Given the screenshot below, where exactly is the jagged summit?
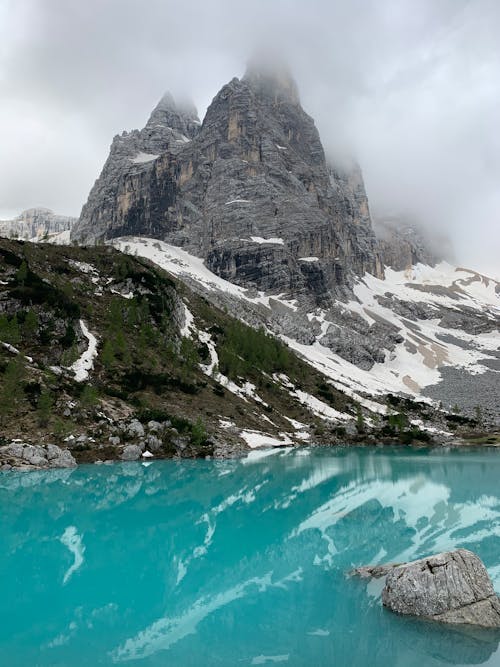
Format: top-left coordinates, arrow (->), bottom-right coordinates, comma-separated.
146,91 -> 200,136
243,58 -> 301,105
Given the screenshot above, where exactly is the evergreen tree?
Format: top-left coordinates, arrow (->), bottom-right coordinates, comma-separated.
15,260 -> 28,285
23,310 -> 38,340
37,389 -> 53,426
0,356 -> 25,423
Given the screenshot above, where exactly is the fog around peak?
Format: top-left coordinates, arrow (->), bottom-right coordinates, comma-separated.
0,0 -> 498,276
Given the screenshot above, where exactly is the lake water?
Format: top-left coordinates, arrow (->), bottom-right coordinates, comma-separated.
1,446 -> 500,666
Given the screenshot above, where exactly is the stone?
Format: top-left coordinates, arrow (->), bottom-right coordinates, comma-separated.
22,444 -> 47,466
49,448 -> 77,468
120,444 -> 142,461
353,549 -> 500,628
146,434 -> 162,452
108,435 -> 120,446
147,420 -> 163,433
126,420 -> 145,439
1,442 -> 25,458
46,443 -> 62,460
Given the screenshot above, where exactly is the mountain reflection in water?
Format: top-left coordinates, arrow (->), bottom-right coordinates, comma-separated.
1,447 -> 499,666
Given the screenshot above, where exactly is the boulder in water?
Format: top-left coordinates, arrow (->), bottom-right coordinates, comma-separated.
352,549 -> 500,628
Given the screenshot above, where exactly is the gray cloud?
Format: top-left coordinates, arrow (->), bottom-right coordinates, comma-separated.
0,0 -> 499,275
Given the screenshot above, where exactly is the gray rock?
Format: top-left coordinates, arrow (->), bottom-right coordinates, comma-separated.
22,444 -> 47,466
146,434 -> 162,452
108,435 -> 121,446
373,215 -> 443,271
1,442 -> 25,458
126,420 -> 145,439
172,436 -> 190,451
46,443 -> 62,460
353,549 -> 500,628
120,444 -> 142,461
49,448 -> 77,468
147,420 -> 163,433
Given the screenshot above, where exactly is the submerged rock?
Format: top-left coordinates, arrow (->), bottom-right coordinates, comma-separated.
352,549 -> 500,628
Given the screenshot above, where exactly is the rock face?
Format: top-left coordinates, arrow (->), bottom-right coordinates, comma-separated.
353,549 -> 500,628
374,215 -> 448,271
0,208 -> 76,241
72,64 -> 383,301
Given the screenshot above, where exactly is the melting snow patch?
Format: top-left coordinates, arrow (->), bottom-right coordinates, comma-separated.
240,430 -> 293,449
131,152 -> 159,164
298,257 -> 319,262
69,260 -> 97,274
180,303 -> 195,337
1,341 -> 33,362
70,320 -> 98,382
250,236 -> 285,245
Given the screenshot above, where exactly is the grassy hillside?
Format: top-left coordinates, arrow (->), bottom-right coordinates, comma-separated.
0,238 -> 377,462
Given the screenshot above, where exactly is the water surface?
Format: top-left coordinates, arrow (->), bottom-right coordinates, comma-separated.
1,446 -> 500,666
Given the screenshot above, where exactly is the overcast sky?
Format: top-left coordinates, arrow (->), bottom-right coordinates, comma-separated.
0,0 -> 499,275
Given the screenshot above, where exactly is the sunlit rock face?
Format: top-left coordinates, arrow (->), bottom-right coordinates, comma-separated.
72,65 -> 382,300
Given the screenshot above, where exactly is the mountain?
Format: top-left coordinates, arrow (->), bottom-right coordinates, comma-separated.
72,64 -> 382,300
0,208 -> 76,243
3,237 -> 470,471
70,65 -> 499,426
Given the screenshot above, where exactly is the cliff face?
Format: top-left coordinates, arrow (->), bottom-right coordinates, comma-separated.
72,66 -> 383,300
374,216 -> 446,271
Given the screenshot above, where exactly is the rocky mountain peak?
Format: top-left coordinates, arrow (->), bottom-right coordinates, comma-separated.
242,58 -> 300,106
72,67 -> 382,299
146,92 -> 200,139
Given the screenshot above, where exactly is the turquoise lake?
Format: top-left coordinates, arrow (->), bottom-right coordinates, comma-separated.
1,446 -> 500,666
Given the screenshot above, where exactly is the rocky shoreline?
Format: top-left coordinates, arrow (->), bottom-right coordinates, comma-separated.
2,421 -> 499,472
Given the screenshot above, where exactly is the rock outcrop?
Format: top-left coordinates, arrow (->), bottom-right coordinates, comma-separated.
353,549 -> 500,628
0,442 -> 77,470
374,215 -> 449,271
72,64 -> 383,301
0,208 -> 76,241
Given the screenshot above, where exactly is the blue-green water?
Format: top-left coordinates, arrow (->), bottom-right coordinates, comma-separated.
1,446 -> 500,667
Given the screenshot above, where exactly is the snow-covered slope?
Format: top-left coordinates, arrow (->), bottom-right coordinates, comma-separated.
112,237 -> 499,422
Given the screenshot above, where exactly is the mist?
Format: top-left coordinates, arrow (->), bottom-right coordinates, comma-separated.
0,0 -> 499,276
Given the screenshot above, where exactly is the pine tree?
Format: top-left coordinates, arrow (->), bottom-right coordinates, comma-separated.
15,260 -> 28,285
0,356 -> 26,423
37,389 -> 53,426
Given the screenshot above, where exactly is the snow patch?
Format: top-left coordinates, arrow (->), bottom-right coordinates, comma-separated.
250,236 -> 285,245
131,152 -> 159,164
70,320 -> 98,382
240,430 -> 293,449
